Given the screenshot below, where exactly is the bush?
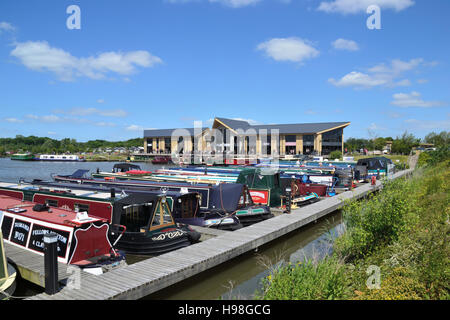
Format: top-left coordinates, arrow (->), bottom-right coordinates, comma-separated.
334,178 -> 418,261
354,267 -> 427,300
329,151 -> 342,160
258,257 -> 352,300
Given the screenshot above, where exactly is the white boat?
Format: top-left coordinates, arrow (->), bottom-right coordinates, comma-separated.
36,154 -> 86,162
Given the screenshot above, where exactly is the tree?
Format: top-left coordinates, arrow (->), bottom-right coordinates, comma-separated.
424,131 -> 449,148
391,131 -> 420,155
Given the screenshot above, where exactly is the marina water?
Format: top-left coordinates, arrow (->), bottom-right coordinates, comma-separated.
0,158 -> 343,300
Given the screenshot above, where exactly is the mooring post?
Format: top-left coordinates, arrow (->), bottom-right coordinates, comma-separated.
285,186 -> 292,213
44,232 -> 59,295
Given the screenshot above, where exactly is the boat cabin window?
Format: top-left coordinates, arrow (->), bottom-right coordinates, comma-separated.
150,200 -> 174,230
23,192 -> 34,202
45,199 -> 58,207
121,203 -> 153,232
179,195 -> 198,218
74,203 -> 89,213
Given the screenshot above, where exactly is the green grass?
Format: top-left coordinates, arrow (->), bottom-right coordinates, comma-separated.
256,160 -> 450,300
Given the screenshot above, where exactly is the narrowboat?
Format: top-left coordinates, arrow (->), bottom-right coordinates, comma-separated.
354,157 -> 395,181
0,230 -> 16,300
151,156 -> 171,165
35,154 -> 86,162
20,180 -> 243,231
108,193 -> 200,255
52,169 -> 274,226
0,195 -> 125,274
0,181 -> 201,255
10,153 -> 35,161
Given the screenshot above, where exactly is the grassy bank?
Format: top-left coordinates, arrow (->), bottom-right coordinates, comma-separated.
256,158 -> 449,300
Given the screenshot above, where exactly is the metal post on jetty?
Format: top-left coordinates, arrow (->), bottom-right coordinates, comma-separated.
44,232 -> 59,295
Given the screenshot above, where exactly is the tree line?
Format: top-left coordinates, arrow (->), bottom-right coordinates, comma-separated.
344,131 -> 449,155
0,130 -> 448,156
0,135 -> 144,155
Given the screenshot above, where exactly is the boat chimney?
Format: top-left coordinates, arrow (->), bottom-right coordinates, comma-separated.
110,188 -> 116,198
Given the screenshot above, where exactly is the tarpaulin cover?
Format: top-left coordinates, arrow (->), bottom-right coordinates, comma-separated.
208,183 -> 244,212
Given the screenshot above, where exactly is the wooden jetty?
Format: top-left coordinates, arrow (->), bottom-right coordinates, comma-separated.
24,169 -> 412,300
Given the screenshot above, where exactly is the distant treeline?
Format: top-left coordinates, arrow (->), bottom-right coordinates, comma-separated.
1,130 -> 448,156
0,135 -> 144,155
344,131 -> 449,155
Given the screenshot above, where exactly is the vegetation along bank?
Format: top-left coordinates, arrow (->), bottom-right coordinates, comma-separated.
256,146 -> 449,300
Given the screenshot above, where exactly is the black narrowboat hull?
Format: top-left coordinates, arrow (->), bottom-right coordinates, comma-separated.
236,212 -> 274,227
111,225 -> 200,256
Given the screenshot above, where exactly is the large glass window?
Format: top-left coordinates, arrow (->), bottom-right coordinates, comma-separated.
165,137 -> 171,153
322,128 -> 343,144
147,138 -> 153,153
285,135 -> 296,154
303,135 -> 314,145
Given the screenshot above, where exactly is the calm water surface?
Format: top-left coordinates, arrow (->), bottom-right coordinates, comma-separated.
0,158 -> 344,300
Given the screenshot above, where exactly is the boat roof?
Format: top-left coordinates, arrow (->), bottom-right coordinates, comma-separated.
0,195 -> 105,227
66,169 -> 89,178
0,181 -> 121,201
113,163 -> 141,170
30,181 -> 198,199
112,193 -> 163,206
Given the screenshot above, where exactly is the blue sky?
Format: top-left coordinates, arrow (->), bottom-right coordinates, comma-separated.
0,0 -> 449,142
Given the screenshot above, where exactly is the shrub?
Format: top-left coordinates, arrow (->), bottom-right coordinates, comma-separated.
354,267 -> 427,300
258,257 -> 352,300
334,178 -> 418,261
329,151 -> 342,160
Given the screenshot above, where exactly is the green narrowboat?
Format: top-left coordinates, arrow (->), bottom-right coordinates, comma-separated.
10,153 -> 35,161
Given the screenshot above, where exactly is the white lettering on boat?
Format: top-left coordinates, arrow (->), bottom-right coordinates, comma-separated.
151,230 -> 184,241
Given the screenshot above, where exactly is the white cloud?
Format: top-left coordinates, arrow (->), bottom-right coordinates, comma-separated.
368,122 -> 386,131
26,114 -> 62,123
97,99 -> 105,104
97,109 -> 128,117
5,117 -> 23,123
257,37 -> 319,64
95,122 -> 117,127
329,58 -> 427,89
331,38 -> 359,51
404,118 -> 450,131
126,124 -> 145,131
390,91 -> 445,108
10,41 -> 162,81
0,22 -> 15,33
318,0 -> 414,14
209,0 -> 260,7
329,71 -> 387,87
57,107 -> 128,118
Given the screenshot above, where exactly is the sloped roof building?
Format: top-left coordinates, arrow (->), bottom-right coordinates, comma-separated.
144,117 -> 350,156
